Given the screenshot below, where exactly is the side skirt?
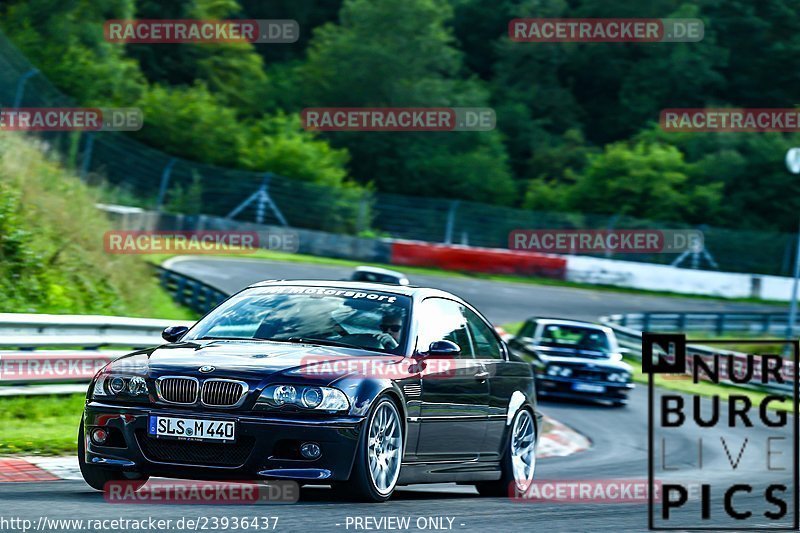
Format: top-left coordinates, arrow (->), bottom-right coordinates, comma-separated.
397,460 -> 502,485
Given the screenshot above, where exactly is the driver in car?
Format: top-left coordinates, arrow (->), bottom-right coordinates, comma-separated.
375,310 -> 404,349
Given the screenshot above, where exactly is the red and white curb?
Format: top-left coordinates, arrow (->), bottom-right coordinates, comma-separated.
537,415 -> 591,458
0,416 -> 589,482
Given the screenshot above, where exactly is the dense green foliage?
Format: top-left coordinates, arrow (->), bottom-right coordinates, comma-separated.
1,0 -> 799,230
0,133 -> 194,318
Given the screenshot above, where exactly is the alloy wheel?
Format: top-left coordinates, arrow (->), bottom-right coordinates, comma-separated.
510,410 -> 536,492
367,401 -> 403,495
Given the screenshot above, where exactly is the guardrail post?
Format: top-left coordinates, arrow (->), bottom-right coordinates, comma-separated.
190,282 -> 202,312
642,313 -> 651,332
764,314 -> 772,334
677,313 -> 686,331
175,276 -> 187,305
159,269 -> 171,290
716,313 -> 726,335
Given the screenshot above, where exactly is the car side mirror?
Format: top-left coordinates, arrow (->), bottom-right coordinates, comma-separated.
162,325 -> 189,343
424,340 -> 461,357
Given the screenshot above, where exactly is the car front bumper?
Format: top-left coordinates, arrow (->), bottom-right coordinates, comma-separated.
83,402 -> 365,482
535,375 -> 634,401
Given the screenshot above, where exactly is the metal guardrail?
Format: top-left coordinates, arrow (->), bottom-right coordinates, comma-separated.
0,313 -> 193,349
606,312 -> 791,336
0,268 -> 222,395
157,266 -> 229,316
0,311 -> 194,394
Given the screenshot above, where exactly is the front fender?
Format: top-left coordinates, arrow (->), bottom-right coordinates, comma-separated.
335,377 -> 406,419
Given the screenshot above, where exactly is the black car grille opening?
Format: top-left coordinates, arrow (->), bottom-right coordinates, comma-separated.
572,368 -> 610,381
202,380 -> 245,407
158,377 -> 199,404
136,430 -> 255,467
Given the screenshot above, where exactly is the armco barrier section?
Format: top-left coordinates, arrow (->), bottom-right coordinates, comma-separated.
390,240 -> 567,278
158,266 -> 229,316
0,313 -> 193,349
0,313 -> 194,393
606,312 -> 792,336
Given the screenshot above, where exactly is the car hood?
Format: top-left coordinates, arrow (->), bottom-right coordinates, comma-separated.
534,346 -> 631,371
114,340 -> 405,385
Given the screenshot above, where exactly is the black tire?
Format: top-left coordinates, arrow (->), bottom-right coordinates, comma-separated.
341,396 -> 403,502
476,408 -> 536,497
610,400 -> 628,408
78,420 -> 148,492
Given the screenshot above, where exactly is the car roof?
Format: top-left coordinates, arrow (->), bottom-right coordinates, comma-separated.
353,265 -> 408,278
532,317 -> 612,332
246,279 -> 452,299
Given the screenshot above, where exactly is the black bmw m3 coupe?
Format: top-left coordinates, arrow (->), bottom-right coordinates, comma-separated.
80,280 -> 540,501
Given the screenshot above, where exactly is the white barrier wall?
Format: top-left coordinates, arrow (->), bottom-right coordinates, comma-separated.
565,255 -> 793,301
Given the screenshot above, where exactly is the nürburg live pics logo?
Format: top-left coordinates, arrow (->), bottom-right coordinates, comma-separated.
644,332 -> 799,530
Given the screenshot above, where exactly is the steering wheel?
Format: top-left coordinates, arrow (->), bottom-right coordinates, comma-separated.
339,333 -> 399,350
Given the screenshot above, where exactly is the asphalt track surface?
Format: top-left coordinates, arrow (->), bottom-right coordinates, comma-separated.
0,257 -> 792,532
165,257 -> 778,325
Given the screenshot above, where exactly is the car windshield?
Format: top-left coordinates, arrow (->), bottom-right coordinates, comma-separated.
184,286 -> 411,355
353,271 -> 403,284
537,324 -> 612,354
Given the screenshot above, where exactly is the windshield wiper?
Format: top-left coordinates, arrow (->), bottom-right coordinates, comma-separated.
285,337 -> 365,350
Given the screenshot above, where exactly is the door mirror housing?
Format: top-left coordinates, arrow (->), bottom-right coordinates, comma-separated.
162,325 -> 189,343
423,340 -> 461,357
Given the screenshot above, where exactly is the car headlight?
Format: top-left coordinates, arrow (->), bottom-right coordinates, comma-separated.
92,374 -> 150,401
256,385 -> 350,412
546,365 -> 572,377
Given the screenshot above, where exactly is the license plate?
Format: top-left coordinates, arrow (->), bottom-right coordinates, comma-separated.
148,416 -> 236,443
572,383 -> 606,393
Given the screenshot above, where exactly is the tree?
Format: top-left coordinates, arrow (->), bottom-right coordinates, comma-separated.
296,0 -> 516,204
526,140 -> 722,224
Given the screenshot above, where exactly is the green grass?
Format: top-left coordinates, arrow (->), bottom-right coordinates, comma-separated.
147,248 -> 785,305
141,287 -> 199,321
0,394 -> 85,455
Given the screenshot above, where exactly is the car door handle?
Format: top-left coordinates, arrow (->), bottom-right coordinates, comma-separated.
474,370 -> 490,381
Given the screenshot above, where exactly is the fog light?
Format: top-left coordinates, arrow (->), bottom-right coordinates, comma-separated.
91,428 -> 108,445
300,442 -> 321,459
